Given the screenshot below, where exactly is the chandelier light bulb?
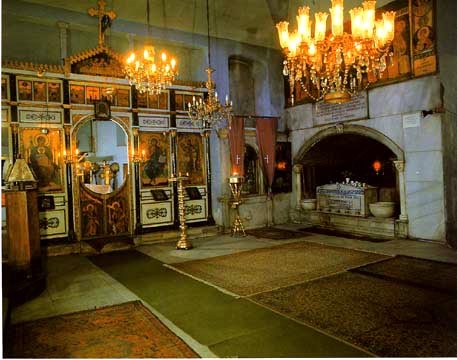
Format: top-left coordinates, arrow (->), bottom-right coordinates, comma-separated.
123,1 -> 178,96
314,12 -> 328,42
330,0 -> 344,37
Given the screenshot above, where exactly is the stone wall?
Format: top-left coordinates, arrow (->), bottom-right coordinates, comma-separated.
285,75 -> 446,242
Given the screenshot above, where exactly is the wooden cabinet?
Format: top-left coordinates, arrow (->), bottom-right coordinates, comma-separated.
5,190 -> 41,269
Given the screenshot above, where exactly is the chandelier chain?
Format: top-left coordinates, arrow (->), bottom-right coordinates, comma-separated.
186,0 -> 233,129
123,0 -> 178,94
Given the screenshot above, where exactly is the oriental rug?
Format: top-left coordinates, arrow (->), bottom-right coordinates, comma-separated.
4,300 -> 199,358
352,255 -> 457,294
168,241 -> 390,296
246,227 -> 309,240
250,271 -> 457,357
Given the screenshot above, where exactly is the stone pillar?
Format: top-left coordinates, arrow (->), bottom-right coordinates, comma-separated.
216,128 -> 231,232
394,160 -> 408,221
57,22 -> 69,65
293,164 -> 303,210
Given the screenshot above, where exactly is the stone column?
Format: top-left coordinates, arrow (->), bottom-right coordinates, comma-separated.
293,164 -> 303,210
394,160 -> 408,221
57,22 -> 69,64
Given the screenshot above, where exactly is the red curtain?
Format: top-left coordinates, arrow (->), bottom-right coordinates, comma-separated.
228,116 -> 245,176
256,117 -> 277,198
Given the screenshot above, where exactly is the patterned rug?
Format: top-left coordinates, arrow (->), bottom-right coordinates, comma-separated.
246,227 -> 309,240
353,255 -> 457,294
4,301 -> 199,358
168,241 -> 389,296
250,271 -> 457,357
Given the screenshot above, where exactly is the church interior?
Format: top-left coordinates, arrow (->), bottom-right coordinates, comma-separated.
2,0 -> 457,357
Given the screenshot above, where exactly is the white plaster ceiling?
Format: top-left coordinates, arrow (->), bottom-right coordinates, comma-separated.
17,0 -> 394,49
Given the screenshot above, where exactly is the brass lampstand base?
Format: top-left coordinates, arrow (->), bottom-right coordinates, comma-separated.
228,174 -> 246,237
170,175 -> 193,250
231,211 -> 246,237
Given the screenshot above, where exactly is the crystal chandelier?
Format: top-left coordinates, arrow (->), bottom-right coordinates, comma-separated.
124,0 -> 178,94
187,0 -> 233,129
276,0 -> 395,104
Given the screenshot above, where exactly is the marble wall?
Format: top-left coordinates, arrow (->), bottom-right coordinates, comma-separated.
285,75 -> 446,242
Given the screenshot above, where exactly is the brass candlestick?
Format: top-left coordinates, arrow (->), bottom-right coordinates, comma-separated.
169,174 -> 193,250
229,174 -> 246,237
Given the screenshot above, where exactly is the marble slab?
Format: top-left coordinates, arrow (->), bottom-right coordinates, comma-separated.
368,76 -> 441,119
406,180 -> 445,241
403,113 -> 442,152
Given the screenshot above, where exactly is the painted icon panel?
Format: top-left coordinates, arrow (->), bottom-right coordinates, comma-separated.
139,132 -> 170,188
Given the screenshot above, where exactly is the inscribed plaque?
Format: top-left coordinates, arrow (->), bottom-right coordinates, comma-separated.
313,92 -> 368,125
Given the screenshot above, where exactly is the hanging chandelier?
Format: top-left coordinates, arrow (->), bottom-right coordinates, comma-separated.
124,0 -> 178,94
187,0 -> 233,129
276,0 -> 395,104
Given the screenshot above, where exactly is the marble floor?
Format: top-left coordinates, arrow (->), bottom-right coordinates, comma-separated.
6,225 -> 457,357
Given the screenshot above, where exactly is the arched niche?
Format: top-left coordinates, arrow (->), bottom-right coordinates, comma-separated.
72,115 -> 130,193
295,124 -> 405,203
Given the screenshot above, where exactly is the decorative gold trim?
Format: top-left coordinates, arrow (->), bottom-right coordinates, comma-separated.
2,60 -> 64,74
11,123 -> 19,134
64,44 -> 124,76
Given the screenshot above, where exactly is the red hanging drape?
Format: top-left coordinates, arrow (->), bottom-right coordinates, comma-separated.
228,116 -> 245,176
256,117 -> 277,199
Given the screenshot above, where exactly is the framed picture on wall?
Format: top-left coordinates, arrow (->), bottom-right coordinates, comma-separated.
18,80 -> 32,101
70,85 -> 85,104
177,132 -> 205,186
19,128 -> 64,193
48,82 -> 62,103
139,132 -> 170,188
33,81 -> 47,102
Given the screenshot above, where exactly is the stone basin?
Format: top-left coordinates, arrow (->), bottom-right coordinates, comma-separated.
301,199 -> 317,211
369,201 -> 395,218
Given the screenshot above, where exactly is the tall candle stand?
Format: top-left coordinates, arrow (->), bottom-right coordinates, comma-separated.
228,174 -> 246,237
169,174 -> 193,250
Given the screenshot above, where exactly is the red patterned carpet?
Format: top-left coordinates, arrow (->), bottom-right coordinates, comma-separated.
5,301 -> 199,358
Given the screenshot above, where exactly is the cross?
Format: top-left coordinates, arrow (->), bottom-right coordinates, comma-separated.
88,0 -> 117,46
235,154 -> 241,164
264,154 -> 269,164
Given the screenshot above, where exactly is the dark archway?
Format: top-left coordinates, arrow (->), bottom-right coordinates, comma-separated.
298,133 -> 398,202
